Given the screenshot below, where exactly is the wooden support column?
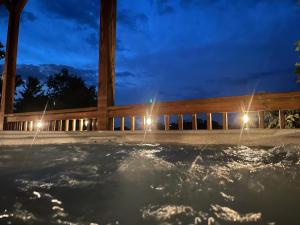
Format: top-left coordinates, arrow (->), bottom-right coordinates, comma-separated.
192,114 -> 197,130
98,0 -> 116,130
0,0 -> 28,130
120,117 -> 125,131
279,110 -> 285,129
206,113 -> 212,130
130,116 -> 135,132
222,112 -> 228,130
258,111 -> 265,129
178,114 -> 183,130
164,115 -> 170,131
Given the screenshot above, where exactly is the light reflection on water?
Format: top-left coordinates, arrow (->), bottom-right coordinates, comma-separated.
0,143 -> 300,225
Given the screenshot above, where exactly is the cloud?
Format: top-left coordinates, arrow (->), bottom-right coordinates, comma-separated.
37,0 -> 99,29
117,9 -> 148,32
21,11 -> 38,23
156,0 -> 175,15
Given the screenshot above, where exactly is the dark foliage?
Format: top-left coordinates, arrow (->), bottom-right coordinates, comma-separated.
0,41 -> 5,60
15,76 -> 48,112
0,75 -> 24,99
46,69 -> 97,110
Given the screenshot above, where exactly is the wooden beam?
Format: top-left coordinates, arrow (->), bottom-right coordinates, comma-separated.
98,0 -> 116,130
0,4 -> 21,130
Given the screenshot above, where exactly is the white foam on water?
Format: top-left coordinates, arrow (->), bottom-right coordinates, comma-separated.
211,204 -> 262,223
33,191 -> 41,198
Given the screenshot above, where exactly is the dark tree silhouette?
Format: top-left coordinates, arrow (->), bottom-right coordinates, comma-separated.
296,40 -> 300,83
0,41 -> 5,60
0,75 -> 24,99
46,69 -> 97,110
15,76 -> 48,112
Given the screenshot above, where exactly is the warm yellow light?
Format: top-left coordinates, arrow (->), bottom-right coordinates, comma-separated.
84,120 -> 89,126
243,114 -> 250,124
36,121 -> 43,129
146,117 -> 152,126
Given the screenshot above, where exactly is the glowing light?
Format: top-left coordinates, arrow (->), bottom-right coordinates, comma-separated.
146,117 -> 152,126
242,114 -> 249,124
85,120 -> 89,126
36,121 -> 43,129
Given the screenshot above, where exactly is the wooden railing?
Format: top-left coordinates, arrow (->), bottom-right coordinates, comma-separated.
3,91 -> 300,131
4,107 -> 98,131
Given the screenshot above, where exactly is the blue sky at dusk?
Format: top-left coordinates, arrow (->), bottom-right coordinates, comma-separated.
0,0 -> 300,105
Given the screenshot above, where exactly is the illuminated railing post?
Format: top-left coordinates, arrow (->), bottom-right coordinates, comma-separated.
258,111 -> 265,129
65,120 -> 69,131
192,114 -> 197,130
24,121 -> 28,131
72,119 -> 76,131
130,116 -> 135,131
79,119 -> 84,132
279,110 -> 285,129
120,117 -> 125,131
222,112 -> 228,130
29,121 -> 33,131
164,115 -> 170,131
178,114 -> 183,131
206,113 -> 212,130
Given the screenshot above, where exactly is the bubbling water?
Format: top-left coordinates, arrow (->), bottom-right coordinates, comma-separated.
0,143 -> 299,225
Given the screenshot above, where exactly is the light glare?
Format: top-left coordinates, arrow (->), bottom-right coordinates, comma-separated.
243,114 -> 249,124
36,121 -> 43,129
146,117 -> 152,126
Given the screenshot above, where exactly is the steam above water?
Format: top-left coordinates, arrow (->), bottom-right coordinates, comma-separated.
0,144 -> 299,225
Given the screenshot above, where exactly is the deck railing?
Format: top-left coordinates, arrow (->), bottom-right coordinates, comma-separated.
3,91 -> 300,131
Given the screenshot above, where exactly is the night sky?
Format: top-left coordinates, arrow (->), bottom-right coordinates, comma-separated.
0,0 -> 300,105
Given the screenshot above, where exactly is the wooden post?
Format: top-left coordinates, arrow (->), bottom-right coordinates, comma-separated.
120,117 -> 125,131
279,110 -> 285,129
59,120 -> 63,131
192,114 -> 197,130
29,121 -> 33,132
65,120 -> 69,131
178,114 -> 183,130
79,119 -> 84,132
24,121 -> 28,131
97,0 -> 116,130
0,0 -> 28,130
164,115 -> 170,131
222,112 -> 228,130
131,116 -> 135,131
258,111 -> 265,129
72,119 -> 76,131
206,113 -> 212,130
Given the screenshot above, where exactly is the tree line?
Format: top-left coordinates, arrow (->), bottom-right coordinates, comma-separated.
0,42 -> 97,112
